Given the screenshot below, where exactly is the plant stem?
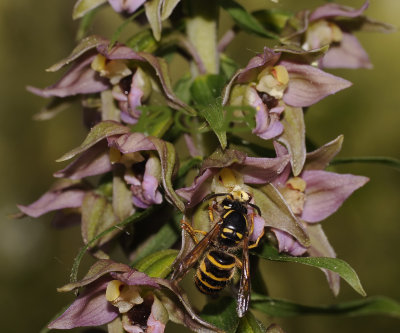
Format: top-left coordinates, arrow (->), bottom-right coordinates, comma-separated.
186,1 -> 219,75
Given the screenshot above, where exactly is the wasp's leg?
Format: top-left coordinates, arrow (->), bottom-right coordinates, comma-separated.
208,204 -> 215,223
248,213 -> 264,249
181,220 -> 207,244
235,257 -> 243,270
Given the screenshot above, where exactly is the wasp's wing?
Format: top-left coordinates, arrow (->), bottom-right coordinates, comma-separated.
237,235 -> 251,318
171,222 -> 221,281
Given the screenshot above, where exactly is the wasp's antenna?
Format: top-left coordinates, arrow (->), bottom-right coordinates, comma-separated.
201,192 -> 230,203
249,203 -> 261,216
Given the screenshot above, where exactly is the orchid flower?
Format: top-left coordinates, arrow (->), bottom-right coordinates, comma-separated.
48,259 -> 218,332
27,36 -> 192,124
283,1 -> 395,69
224,47 -> 351,141
270,136 -> 369,295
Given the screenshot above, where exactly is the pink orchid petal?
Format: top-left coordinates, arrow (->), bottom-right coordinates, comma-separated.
108,0 -> 146,14
108,132 -> 156,153
301,170 -> 369,223
251,89 -> 284,140
27,54 -> 109,98
309,1 -> 369,21
132,174 -> 162,209
272,142 -> 291,187
48,278 -> 118,329
250,215 -> 265,242
236,48 -> 280,83
320,33 -> 372,69
176,169 -> 216,207
282,61 -> 352,107
238,155 -> 290,184
110,270 -> 160,288
271,228 -> 307,256
147,307 -> 166,333
17,189 -> 86,218
54,142 -> 112,179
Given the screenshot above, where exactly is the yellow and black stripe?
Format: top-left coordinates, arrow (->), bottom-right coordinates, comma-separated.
195,250 -> 235,295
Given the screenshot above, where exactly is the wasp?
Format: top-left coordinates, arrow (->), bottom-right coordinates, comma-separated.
171,188 -> 264,317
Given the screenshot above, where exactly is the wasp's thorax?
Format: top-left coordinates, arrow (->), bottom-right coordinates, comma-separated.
218,197 -> 248,248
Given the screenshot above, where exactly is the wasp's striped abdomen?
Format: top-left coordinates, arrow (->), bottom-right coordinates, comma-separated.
195,250 -> 236,295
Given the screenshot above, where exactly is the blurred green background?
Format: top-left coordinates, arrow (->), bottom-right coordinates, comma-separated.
1,0 -> 399,332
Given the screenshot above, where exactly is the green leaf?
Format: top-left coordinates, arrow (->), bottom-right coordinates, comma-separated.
145,0 -> 163,41
134,249 -> 178,278
219,0 -> 280,40
256,243 -> 366,296
46,35 -> 107,72
201,297 -> 240,333
161,0 -> 181,20
109,8 -> 146,48
133,105 -> 173,138
277,106 -> 306,176
330,156 -> 400,171
191,74 -> 226,106
191,75 -> 228,149
112,167 -> 134,221
56,121 -> 129,162
81,192 -> 119,248
126,29 -> 158,53
70,206 -> 160,284
236,311 -> 266,333
149,137 -> 186,213
72,0 -> 106,20
220,54 -> 239,80
173,73 -> 193,105
137,52 -> 196,116
76,6 -> 100,41
251,294 -> 400,318
131,220 -> 180,265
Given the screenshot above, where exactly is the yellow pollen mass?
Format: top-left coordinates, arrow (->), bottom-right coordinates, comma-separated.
272,65 -> 289,85
109,147 -> 122,164
218,168 -> 237,188
329,22 -> 343,42
106,280 -> 124,301
91,54 -> 107,72
286,177 -> 306,192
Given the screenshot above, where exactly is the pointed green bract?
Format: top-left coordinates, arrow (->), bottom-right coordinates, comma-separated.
47,35 -> 106,72
56,121 -> 129,162
201,297 -> 240,333
236,311 -> 266,333
219,0 -> 280,40
149,137 -> 186,212
191,74 -> 228,149
131,219 -> 180,265
251,294 -> 400,318
81,192 -> 119,248
277,106 -> 306,176
145,0 -> 163,41
134,249 -> 178,278
257,243 -> 366,296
